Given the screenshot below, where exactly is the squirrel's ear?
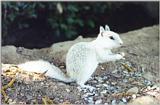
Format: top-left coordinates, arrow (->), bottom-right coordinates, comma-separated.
99,26 -> 105,34
105,25 -> 110,31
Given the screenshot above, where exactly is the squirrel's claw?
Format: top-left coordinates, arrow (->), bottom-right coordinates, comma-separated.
119,52 -> 125,57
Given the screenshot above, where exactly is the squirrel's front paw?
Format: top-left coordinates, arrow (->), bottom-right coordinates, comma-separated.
119,52 -> 125,57
117,52 -> 125,60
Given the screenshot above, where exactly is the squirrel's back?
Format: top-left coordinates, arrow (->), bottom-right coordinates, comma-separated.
66,42 -> 98,80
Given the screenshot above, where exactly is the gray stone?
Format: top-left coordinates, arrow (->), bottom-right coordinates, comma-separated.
127,87 -> 139,94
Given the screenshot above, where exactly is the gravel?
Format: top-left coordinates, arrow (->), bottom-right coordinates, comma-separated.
1,60 -> 159,104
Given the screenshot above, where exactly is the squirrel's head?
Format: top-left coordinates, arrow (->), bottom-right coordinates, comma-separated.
97,25 -> 123,49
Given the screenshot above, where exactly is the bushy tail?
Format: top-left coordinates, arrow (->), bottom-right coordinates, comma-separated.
18,60 -> 74,83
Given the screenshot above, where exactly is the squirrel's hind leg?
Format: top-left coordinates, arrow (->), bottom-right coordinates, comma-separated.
76,58 -> 98,91
76,70 -> 96,91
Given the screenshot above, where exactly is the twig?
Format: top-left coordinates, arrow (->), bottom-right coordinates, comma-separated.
121,63 -> 134,72
42,96 -> 48,105
39,70 -> 48,77
2,77 -> 16,90
1,89 -> 9,103
42,96 -> 54,104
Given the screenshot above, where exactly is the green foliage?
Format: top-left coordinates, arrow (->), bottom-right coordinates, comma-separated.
2,2 -> 122,39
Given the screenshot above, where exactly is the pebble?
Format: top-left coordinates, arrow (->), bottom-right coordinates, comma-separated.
100,66 -> 105,70
111,99 -> 117,105
111,73 -> 121,78
151,85 -> 158,89
127,87 -> 139,94
97,77 -> 104,83
96,84 -> 102,88
123,79 -> 128,83
102,76 -> 108,80
103,84 -> 109,88
135,73 -> 142,77
26,95 -> 32,100
132,94 -> 137,99
65,88 -> 70,92
95,99 -> 102,104
57,82 -> 66,86
82,93 -> 94,98
144,80 -> 152,85
104,103 -> 109,105
142,72 -> 154,81
92,80 -> 98,84
40,82 -> 44,85
122,97 -> 127,103
127,96 -> 159,105
87,97 -> 94,104
8,98 -> 13,103
112,69 -> 118,74
109,86 -> 116,92
123,70 -> 128,74
118,101 -> 125,105
94,93 -> 98,96
101,90 -> 107,94
111,82 -> 117,85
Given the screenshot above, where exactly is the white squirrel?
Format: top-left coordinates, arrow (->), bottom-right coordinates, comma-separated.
18,25 -> 125,89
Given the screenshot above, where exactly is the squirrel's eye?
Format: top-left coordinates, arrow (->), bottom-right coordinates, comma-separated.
109,36 -> 114,40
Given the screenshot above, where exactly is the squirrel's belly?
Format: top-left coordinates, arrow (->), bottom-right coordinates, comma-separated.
67,55 -> 98,80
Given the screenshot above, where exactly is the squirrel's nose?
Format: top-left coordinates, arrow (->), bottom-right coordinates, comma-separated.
120,42 -> 123,45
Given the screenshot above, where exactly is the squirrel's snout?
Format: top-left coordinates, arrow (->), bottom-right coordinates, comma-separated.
119,42 -> 123,45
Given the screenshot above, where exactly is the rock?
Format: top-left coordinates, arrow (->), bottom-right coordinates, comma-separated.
101,90 -> 107,94
65,88 -> 70,92
87,97 -> 94,104
96,84 -> 102,88
142,72 -> 155,82
122,97 -> 127,103
144,80 -> 152,85
100,66 -> 105,70
104,103 -> 109,105
95,99 -> 102,104
97,77 -> 104,83
91,80 -> 98,84
143,85 -> 160,98
112,69 -> 118,74
82,93 -> 94,98
123,70 -> 129,74
123,79 -> 128,83
57,82 -> 66,86
118,101 -> 125,105
2,46 -> 28,64
132,94 -> 137,99
111,99 -> 117,105
111,82 -> 117,85
127,87 -> 139,94
77,86 -> 82,92
102,76 -> 108,79
103,84 -> 109,88
127,96 -> 160,105
94,93 -> 98,96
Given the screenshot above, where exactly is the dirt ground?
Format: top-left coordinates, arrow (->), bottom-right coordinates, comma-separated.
1,25 -> 160,105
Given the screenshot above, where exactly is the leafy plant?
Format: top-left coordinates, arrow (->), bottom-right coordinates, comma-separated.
2,2 -> 123,40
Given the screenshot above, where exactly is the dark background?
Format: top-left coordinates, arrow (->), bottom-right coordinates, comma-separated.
2,2 -> 159,49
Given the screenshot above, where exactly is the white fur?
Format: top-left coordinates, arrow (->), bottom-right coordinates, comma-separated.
18,60 -> 73,82
105,25 -> 110,31
18,25 -> 125,89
